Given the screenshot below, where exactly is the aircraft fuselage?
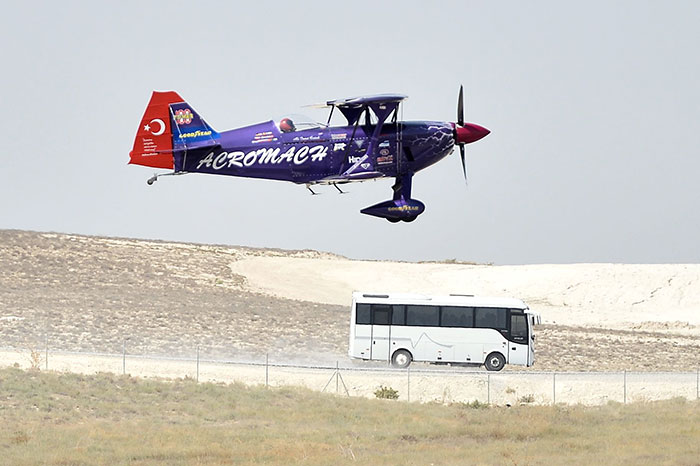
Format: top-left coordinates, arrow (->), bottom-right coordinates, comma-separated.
175,121 -> 456,184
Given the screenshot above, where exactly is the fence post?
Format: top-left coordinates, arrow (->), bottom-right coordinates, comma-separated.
122,339 -> 126,375
553,373 -> 556,405
196,346 -> 200,382
623,370 -> 627,404
265,353 -> 269,388
487,374 -> 491,405
45,335 -> 48,371
336,361 -> 340,394
407,366 -> 410,403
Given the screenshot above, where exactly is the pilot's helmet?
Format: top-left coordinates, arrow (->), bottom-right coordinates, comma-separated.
280,118 -> 295,133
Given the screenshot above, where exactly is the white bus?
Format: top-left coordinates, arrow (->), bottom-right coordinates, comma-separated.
348,292 -> 540,371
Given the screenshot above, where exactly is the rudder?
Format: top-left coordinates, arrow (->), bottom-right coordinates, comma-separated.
129,91 -> 219,169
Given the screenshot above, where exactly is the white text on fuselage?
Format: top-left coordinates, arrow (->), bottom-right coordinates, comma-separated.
197,145 -> 328,170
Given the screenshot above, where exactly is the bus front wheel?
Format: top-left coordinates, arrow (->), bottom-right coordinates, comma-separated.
391,350 -> 412,369
484,352 -> 506,372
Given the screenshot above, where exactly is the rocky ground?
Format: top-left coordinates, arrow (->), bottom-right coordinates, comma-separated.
0,230 -> 347,363
1,230 -> 698,371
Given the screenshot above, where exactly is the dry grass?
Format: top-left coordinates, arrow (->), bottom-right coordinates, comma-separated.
27,348 -> 42,371
0,367 -> 698,465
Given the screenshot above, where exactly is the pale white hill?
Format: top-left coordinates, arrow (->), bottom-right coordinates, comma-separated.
229,258 -> 700,333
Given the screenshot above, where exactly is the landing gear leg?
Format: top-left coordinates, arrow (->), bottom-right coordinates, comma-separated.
361,172 -> 425,221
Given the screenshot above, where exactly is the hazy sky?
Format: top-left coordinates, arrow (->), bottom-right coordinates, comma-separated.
1,1 -> 698,264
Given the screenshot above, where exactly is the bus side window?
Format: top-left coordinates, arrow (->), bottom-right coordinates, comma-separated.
356,304 -> 371,325
440,306 -> 474,328
392,305 -> 406,325
371,304 -> 391,325
406,305 -> 440,327
474,307 -> 508,329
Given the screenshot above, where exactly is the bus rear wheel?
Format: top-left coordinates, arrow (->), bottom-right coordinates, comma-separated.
484,352 -> 505,372
391,350 -> 412,368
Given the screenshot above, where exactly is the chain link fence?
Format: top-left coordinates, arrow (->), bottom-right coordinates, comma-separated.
2,343 -> 698,406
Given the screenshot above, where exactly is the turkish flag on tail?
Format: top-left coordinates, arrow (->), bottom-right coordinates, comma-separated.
129,91 -> 184,169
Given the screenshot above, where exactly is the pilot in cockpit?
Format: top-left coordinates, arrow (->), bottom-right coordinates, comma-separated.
279,117 -> 296,133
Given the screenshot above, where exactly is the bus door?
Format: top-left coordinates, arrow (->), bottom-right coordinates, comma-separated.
508,312 -> 529,366
527,313 -> 539,365
371,304 -> 392,363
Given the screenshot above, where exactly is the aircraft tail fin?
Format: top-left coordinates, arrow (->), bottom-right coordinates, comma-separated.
129,91 -> 220,169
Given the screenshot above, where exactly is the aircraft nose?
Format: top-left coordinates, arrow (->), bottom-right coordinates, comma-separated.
455,123 -> 490,144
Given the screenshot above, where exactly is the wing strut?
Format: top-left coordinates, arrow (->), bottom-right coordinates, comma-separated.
341,101 -> 401,177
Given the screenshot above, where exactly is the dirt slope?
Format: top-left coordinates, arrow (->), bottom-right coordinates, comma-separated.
1,230 -> 698,371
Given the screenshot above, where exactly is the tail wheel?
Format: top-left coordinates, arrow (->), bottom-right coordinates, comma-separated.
391,349 -> 412,368
484,352 -> 506,372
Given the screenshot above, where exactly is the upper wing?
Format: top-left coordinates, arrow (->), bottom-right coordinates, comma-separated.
325,94 -> 407,126
325,93 -> 407,107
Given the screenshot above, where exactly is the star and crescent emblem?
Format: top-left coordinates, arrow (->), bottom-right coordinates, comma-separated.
143,119 -> 165,136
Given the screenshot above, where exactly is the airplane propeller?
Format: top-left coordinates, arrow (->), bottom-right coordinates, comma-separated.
453,85 -> 490,183
457,85 -> 467,181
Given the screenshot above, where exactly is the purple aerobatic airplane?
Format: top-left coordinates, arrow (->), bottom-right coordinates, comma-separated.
129,87 -> 489,222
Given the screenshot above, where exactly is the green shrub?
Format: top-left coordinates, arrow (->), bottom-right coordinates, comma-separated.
463,399 -> 489,409
374,385 -> 399,400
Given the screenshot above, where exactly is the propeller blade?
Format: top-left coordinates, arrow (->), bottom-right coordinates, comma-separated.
457,85 -> 464,127
459,144 -> 468,183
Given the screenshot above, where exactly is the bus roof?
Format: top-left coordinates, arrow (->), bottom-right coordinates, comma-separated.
352,291 -> 529,310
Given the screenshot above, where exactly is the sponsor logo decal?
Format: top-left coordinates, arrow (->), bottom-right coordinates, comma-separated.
178,130 -> 212,139
174,109 -> 194,125
252,131 -> 277,144
333,143 -> 346,152
388,205 -> 421,212
331,133 -> 347,140
346,154 -> 372,171
377,141 -> 393,164
196,145 -> 329,170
